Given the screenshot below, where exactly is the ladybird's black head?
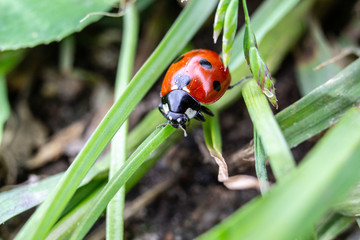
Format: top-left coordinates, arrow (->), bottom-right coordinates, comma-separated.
159,90 -> 214,129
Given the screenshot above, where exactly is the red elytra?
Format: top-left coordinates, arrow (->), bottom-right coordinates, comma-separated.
160,49 -> 231,104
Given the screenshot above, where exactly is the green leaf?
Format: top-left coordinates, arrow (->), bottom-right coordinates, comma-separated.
0,0 -> 117,50
242,0 -> 277,108
242,78 -> 295,179
197,107 -> 360,240
14,1 -> 217,239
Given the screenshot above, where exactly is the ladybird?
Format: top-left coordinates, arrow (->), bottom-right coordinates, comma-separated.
159,49 -> 231,133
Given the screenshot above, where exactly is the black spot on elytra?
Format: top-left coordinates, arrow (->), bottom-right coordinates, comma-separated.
213,81 -> 221,92
173,55 -> 184,64
174,74 -> 191,89
200,58 -> 212,69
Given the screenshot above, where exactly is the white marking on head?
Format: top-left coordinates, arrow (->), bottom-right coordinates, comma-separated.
177,118 -> 181,123
163,103 -> 169,114
185,108 -> 197,119
171,85 -> 179,90
168,115 -> 173,120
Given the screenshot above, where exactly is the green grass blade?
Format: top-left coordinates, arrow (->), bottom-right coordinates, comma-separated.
242,78 -> 295,179
0,50 -> 24,144
45,183 -> 105,240
316,213 -> 354,240
0,75 -> 10,145
106,4 -> 139,240
127,109 -> 164,151
334,182 -> 360,217
59,36 -> 75,73
202,109 -> 229,182
277,58 -> 360,148
197,107 -> 360,240
70,126 -> 175,240
254,129 -> 269,194
0,156 -> 110,224
15,1 -> 216,239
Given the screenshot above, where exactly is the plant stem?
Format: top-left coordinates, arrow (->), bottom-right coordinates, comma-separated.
106,4 -> 139,240
243,78 -> 295,180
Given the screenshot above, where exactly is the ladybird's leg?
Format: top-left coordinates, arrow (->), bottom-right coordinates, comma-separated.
158,104 -> 166,117
227,75 -> 253,90
194,112 -> 206,122
200,105 -> 214,116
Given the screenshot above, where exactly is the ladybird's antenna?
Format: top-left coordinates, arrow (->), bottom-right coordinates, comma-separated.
179,125 -> 188,137
227,75 -> 253,90
156,123 -> 169,129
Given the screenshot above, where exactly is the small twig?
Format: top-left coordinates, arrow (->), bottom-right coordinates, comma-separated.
313,48 -> 357,71
80,10 -> 125,23
80,0 -> 136,23
124,178 -> 176,219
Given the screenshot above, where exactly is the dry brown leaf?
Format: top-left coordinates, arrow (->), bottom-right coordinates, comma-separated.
25,120 -> 85,169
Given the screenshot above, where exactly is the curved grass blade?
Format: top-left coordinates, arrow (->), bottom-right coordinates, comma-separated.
0,155 -> 110,224
15,1 -> 217,239
316,213 -> 354,240
197,107 -> 360,240
243,78 -> 295,180
202,109 -> 228,182
70,126 -> 175,240
277,58 -> 360,147
106,4 -> 139,240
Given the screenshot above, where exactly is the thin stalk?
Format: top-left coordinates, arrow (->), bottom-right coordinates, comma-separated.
242,78 -> 295,180
106,4 -> 138,240
59,36 -> 75,74
0,75 -> 10,145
